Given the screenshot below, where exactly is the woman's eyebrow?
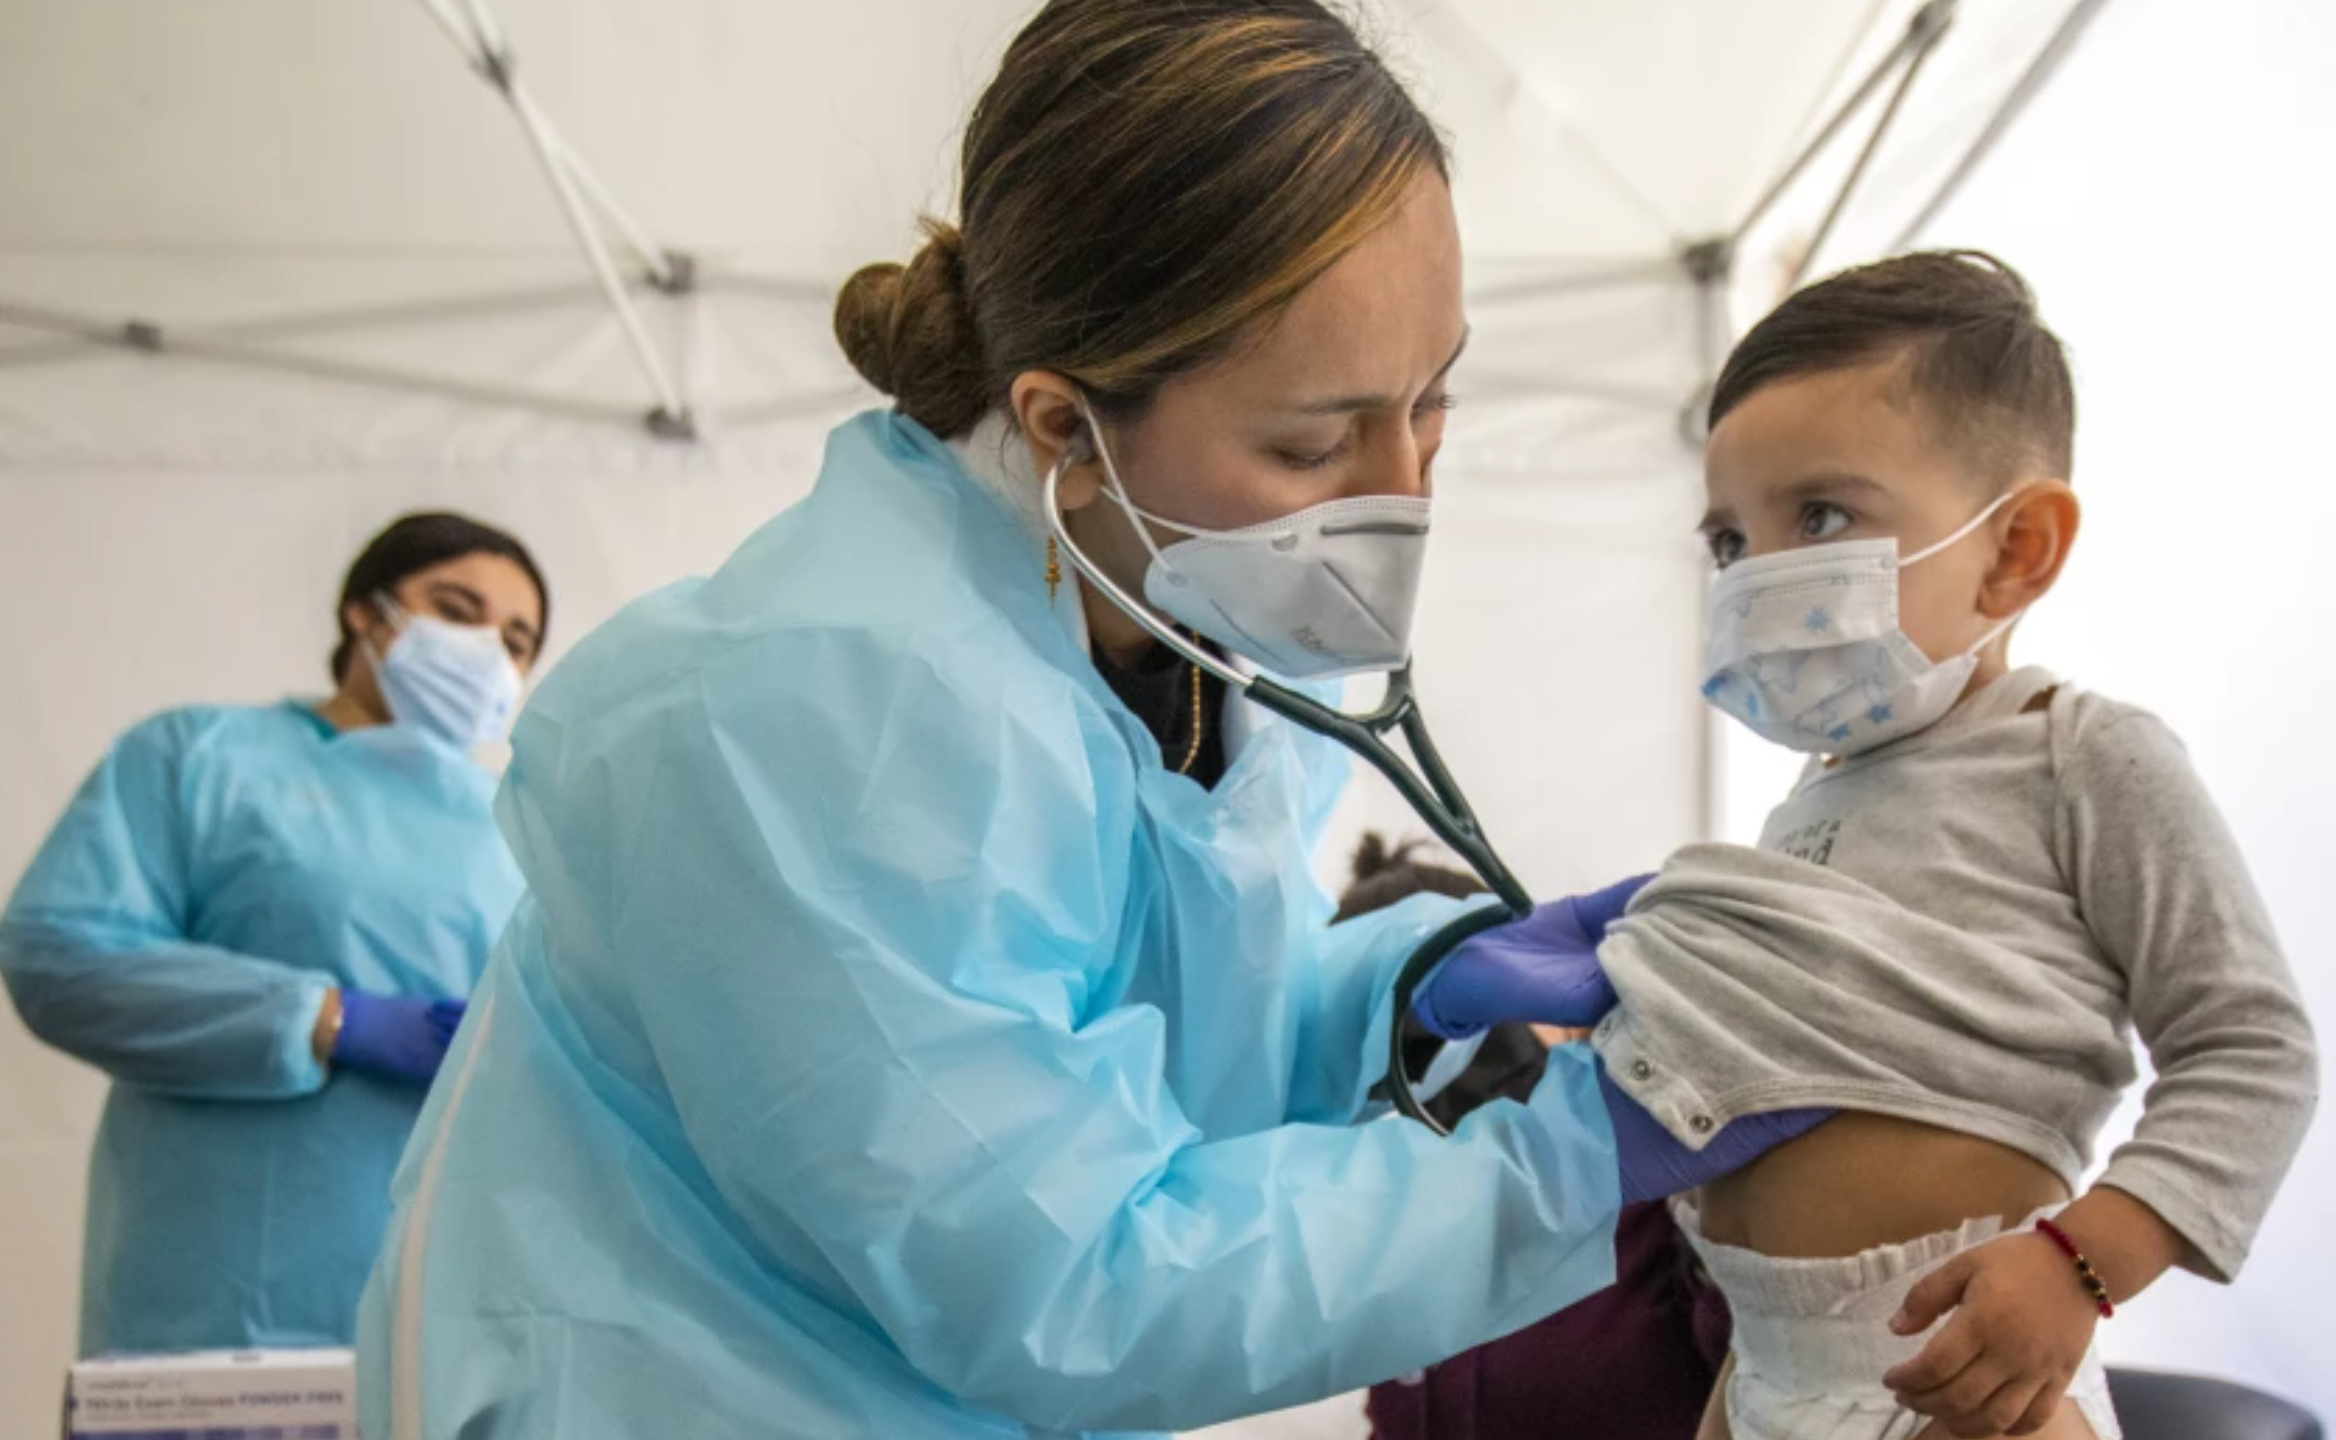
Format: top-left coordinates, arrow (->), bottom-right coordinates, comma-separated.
1285,329 -> 1471,416
424,580 -> 488,612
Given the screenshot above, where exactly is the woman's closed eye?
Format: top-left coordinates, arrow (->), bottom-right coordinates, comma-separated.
1276,437 -> 1352,472
1275,393 -> 1458,473
422,585 -> 489,628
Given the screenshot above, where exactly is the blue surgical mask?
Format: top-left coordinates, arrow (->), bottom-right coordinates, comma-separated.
366,596 -> 522,751
1700,492 -> 2020,757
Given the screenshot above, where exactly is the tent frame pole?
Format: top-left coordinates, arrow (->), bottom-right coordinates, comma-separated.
0,297 -> 644,425
1728,0 -> 1958,252
1787,16 -> 1951,288
411,0 -> 697,439
1892,0 -> 2120,249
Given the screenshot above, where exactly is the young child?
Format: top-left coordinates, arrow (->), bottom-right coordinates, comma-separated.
1590,251 -> 2318,1440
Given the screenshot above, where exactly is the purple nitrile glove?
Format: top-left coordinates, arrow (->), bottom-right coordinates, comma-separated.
1598,1063 -> 1834,1204
1411,874 -> 1654,1040
332,991 -> 466,1087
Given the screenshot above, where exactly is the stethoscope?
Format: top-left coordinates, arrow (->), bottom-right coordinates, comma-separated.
1044,440 -> 1531,1135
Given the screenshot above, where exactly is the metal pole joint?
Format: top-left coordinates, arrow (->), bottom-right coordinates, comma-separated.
1680,238 -> 1735,287
1909,0 -> 1959,47
651,251 -> 699,296
476,45 -> 518,94
645,406 -> 699,442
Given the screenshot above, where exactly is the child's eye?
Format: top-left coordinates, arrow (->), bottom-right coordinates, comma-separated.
1705,528 -> 1746,569
1800,503 -> 1853,543
1412,391 -> 1460,420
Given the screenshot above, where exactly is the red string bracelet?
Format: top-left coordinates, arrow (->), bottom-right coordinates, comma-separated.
2036,1217 -> 2116,1320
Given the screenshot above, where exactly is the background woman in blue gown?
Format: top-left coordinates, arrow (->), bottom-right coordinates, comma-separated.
1,511 -> 547,1355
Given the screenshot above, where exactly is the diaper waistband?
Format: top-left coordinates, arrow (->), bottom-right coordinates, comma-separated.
1676,1201 -> 2063,1399
1674,1200 -> 2028,1320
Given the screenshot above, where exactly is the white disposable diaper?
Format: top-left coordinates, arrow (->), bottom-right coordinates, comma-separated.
1675,1200 -> 2122,1440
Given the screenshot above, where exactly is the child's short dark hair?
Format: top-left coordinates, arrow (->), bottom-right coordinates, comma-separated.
1708,249 -> 2074,485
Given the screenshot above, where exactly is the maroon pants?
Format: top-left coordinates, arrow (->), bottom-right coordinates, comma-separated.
1366,1202 -> 1731,1440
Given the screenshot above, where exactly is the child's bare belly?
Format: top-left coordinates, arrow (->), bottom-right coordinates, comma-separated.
1697,1111 -> 2069,1258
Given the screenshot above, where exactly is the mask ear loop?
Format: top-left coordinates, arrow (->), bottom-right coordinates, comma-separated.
1043,441 -> 1249,690
1899,486 -> 2022,568
1962,611 -> 2023,660
1900,489 -> 2035,659
1072,394 -> 1186,573
359,591 -> 411,674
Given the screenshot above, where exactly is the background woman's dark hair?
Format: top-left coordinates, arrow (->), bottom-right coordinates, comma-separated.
1708,249 -> 2074,485
330,512 -> 549,682
833,0 -> 1449,439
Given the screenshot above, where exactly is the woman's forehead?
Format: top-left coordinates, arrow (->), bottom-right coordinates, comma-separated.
1208,183 -> 1466,407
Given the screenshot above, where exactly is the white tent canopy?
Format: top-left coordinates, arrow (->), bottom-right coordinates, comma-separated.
10,1 -> 2326,1435
0,0 -> 2093,466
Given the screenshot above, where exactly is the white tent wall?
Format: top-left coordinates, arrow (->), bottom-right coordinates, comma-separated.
1716,0 -> 2335,1422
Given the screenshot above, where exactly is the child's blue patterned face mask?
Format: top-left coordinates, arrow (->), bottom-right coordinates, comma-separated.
1699,493 -> 2019,757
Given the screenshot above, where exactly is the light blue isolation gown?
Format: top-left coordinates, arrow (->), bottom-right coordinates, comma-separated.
1,702 -> 521,1354
358,412 -> 1622,1439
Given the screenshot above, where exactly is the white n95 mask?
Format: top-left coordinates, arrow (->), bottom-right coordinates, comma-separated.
367,597 -> 524,752
1080,403 -> 1431,681
1700,493 -> 2020,757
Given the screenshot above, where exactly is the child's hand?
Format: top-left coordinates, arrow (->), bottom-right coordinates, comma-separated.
1881,1232 -> 2100,1438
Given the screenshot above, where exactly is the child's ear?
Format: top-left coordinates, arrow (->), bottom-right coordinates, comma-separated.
1980,480 -> 2080,619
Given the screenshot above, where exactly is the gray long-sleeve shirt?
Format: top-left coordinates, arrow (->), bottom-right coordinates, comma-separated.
1594,667 -> 2317,1280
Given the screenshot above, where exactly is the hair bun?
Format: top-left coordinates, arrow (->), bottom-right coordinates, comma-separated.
833,220 -> 992,437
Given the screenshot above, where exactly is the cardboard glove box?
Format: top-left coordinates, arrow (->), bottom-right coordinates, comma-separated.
64,1348 -> 356,1439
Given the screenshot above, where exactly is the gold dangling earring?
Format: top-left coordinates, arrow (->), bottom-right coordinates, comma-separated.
1045,535 -> 1061,603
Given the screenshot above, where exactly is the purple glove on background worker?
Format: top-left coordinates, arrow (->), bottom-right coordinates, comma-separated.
332,990 -> 466,1087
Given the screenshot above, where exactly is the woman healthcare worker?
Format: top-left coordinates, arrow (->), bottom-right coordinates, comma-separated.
1,512 -> 547,1355
357,5 -> 1820,1436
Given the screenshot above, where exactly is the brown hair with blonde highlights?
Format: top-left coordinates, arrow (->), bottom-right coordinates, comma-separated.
834,0 -> 1449,440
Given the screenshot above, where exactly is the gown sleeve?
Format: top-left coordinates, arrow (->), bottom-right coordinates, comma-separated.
598,628 -> 1621,1434
1,711 -> 331,1099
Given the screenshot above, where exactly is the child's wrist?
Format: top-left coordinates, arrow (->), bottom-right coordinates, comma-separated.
2044,1187 -> 2185,1305
2035,1217 -> 2115,1319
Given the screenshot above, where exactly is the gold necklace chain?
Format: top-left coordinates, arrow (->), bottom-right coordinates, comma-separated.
1174,662 -> 1206,776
